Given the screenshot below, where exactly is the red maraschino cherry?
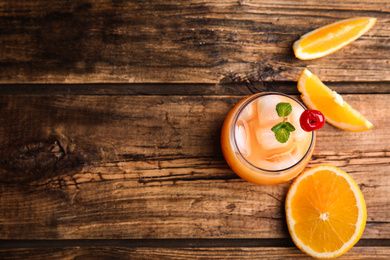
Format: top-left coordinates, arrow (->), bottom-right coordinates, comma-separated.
300,110 -> 325,132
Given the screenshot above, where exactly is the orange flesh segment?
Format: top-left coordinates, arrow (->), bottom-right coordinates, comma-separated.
290,169 -> 359,253
298,69 -> 373,132
304,75 -> 367,126
300,19 -> 370,54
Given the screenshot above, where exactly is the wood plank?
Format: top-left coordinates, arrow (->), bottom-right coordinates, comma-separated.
0,94 -> 389,239
1,246 -> 390,259
1,0 -> 389,84
0,82 -> 390,96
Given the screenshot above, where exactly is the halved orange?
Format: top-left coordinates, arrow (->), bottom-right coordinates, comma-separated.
293,17 -> 376,60
297,69 -> 373,132
286,165 -> 367,259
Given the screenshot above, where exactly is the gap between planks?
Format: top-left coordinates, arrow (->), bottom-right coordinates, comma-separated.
0,82 -> 390,95
1,239 -> 390,249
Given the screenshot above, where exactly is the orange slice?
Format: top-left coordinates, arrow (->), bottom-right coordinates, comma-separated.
286,165 -> 367,259
297,69 -> 373,132
293,17 -> 376,60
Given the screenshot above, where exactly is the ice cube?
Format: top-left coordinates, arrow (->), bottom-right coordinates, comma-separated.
255,127 -> 293,158
257,95 -> 288,127
291,126 -> 310,142
240,99 -> 257,121
235,119 -> 251,156
289,104 -> 308,142
261,146 -> 301,170
255,158 -> 293,171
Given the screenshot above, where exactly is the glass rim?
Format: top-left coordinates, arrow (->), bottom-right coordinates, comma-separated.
232,92 -> 315,173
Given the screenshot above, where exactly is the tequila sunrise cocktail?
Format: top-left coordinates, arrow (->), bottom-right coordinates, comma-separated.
221,92 -> 315,185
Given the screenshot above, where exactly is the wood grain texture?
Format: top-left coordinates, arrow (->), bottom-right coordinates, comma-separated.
1,82 -> 390,96
1,0 -> 389,84
1,247 -> 390,259
0,94 -> 389,239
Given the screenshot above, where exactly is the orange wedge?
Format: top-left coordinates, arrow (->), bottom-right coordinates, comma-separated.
297,69 -> 373,132
286,165 -> 367,259
293,17 -> 376,60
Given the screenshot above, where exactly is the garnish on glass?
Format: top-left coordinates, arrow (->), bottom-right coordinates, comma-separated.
299,109 -> 325,132
272,102 -> 296,143
272,102 -> 326,143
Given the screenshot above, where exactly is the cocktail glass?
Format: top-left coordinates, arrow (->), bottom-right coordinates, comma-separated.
221,92 -> 315,185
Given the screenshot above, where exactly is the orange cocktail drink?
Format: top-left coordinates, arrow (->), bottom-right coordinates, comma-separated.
221,92 -> 315,185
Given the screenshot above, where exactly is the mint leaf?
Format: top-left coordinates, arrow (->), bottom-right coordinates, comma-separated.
273,127 -> 291,143
284,122 -> 296,132
271,122 -> 284,132
276,103 -> 292,117
271,102 -> 295,143
271,122 -> 295,143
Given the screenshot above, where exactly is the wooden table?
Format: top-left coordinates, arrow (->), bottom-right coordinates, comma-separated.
1,1 -> 389,259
